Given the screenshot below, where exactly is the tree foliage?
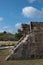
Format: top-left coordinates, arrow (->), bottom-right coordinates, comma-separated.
14,32 -> 23,41
0,31 -> 15,41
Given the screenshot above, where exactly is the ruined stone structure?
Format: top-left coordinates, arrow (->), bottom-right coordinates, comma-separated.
5,22 -> 43,60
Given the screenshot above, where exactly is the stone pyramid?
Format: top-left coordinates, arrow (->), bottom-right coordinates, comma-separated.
5,22 -> 43,60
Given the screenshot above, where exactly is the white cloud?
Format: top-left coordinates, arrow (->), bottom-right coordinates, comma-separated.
0,25 -> 15,33
22,6 -> 43,18
28,0 -> 43,3
0,17 -> 4,22
28,0 -> 36,3
3,26 -> 9,29
0,29 -> 4,32
15,23 -> 21,28
2,26 -> 11,33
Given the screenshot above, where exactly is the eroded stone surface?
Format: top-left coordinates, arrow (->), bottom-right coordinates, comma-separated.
6,22 -> 43,60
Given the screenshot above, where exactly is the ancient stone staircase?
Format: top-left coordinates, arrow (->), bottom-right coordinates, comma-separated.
5,33 -> 31,60
13,34 -> 29,52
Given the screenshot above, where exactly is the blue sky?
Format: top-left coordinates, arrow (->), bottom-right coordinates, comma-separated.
0,0 -> 43,33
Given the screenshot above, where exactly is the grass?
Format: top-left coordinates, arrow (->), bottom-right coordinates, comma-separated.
0,48 -> 10,61
0,59 -> 43,65
0,48 -> 43,65
0,41 -> 18,45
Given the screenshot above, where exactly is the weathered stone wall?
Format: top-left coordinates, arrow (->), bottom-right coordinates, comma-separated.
7,22 -> 43,60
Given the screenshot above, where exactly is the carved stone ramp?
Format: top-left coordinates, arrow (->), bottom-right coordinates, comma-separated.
5,33 -> 30,60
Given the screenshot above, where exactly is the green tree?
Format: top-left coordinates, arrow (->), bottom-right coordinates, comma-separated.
14,32 -> 22,41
